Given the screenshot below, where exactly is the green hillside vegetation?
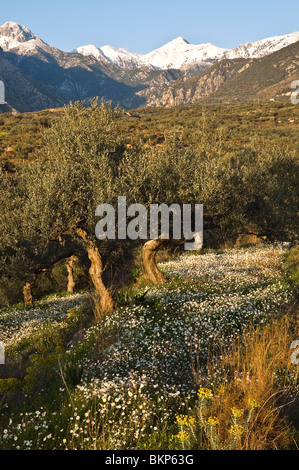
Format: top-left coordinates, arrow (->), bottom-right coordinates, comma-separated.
0,99 -> 298,166
209,42 -> 299,102
159,42 -> 299,106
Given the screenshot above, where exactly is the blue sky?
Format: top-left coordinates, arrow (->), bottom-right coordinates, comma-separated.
1,0 -> 298,53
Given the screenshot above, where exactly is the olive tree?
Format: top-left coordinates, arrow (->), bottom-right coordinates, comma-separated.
8,100 -> 129,310
118,132 -> 299,284
0,163 -> 82,305
118,134 -> 199,283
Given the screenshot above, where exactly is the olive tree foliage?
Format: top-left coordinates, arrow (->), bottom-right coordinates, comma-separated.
119,134 -> 196,206
119,131 -> 298,262
0,166 -> 23,305
190,117 -> 298,243
25,99 -> 131,310
1,100 -> 131,309
117,134 -> 199,283
0,164 -> 59,306
22,99 -> 123,240
191,143 -> 299,244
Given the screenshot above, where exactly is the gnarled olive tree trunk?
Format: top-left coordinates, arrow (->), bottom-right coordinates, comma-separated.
143,237 -> 166,284
66,255 -> 78,293
22,269 -> 47,307
76,229 -> 114,313
23,282 -> 33,306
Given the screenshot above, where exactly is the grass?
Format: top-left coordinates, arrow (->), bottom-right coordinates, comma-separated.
177,312 -> 299,450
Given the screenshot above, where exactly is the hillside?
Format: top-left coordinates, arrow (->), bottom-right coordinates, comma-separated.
209,41 -> 299,102
1,100 -> 298,165
151,42 -> 299,106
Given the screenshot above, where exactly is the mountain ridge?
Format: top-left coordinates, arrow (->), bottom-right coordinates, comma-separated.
147,41 -> 299,107
76,30 -> 299,69
0,21 -> 298,112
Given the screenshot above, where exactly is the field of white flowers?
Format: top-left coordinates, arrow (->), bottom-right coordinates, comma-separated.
0,244 -> 295,450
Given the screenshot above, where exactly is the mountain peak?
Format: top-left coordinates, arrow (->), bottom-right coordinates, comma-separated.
0,21 -> 35,43
167,36 -> 190,46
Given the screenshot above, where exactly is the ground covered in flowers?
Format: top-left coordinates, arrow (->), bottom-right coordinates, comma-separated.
0,244 -> 295,450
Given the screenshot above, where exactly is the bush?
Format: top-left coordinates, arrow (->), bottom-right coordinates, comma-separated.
284,246 -> 299,289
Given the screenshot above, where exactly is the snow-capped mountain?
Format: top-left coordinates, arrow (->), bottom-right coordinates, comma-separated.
225,32 -> 299,59
76,36 -> 229,69
0,21 -> 298,112
142,37 -> 228,68
76,44 -> 108,61
0,21 -> 36,46
0,21 -> 46,52
76,31 -> 299,70
1,22 -> 298,70
77,44 -> 146,68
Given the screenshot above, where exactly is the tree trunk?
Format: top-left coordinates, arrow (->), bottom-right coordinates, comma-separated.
23,283 -> 33,306
143,237 -> 166,284
66,255 -> 78,293
76,229 -> 114,313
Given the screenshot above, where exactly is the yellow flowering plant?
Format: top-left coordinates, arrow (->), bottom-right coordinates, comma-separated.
229,424 -> 245,436
248,398 -> 260,410
176,415 -> 196,427
207,416 -> 219,426
197,388 -> 213,400
231,407 -> 244,419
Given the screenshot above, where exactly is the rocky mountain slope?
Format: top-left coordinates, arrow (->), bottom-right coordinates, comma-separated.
150,41 -> 299,106
0,21 -> 298,112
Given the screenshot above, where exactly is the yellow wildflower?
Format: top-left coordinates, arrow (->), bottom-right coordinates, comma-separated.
248,398 -> 260,409
231,407 -> 244,418
207,416 -> 219,426
229,424 -> 244,436
176,415 -> 195,427
176,430 -> 190,442
197,387 -> 213,400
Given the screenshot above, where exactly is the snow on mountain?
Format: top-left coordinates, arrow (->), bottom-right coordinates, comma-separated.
0,21 -> 36,44
76,31 -> 299,70
142,36 -> 228,69
76,44 -> 108,61
100,45 -> 145,67
0,21 -> 47,53
225,32 -> 299,59
76,36 -> 228,69
1,22 -> 298,71
0,35 -> 22,50
76,44 -> 145,68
